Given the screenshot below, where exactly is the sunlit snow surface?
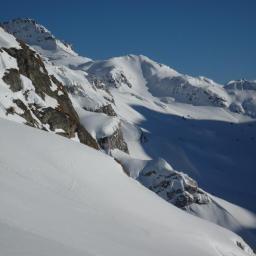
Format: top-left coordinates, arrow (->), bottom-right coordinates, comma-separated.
0,118 -> 254,256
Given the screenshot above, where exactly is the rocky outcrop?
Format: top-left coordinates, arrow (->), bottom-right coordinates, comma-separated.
2,42 -> 98,149
105,71 -> 132,88
2,68 -> 23,91
86,64 -> 133,89
94,104 -> 116,116
98,123 -> 129,154
138,159 -> 210,209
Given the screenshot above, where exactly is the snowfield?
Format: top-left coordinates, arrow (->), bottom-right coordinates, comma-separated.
0,118 -> 254,256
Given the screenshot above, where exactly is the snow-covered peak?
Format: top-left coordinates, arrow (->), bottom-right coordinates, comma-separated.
1,18 -> 74,53
88,54 -> 180,80
1,18 -> 92,74
85,54 -> 230,107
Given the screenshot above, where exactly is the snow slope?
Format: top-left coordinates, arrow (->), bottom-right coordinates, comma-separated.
0,118 -> 254,256
0,27 -> 21,49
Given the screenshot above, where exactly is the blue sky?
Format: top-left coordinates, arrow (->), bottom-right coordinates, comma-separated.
1,0 -> 255,83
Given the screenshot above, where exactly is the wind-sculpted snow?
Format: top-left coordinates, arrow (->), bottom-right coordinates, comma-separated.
0,118 -> 254,256
77,108 -> 128,153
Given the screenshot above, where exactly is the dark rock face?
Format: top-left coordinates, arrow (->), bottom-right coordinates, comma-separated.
2,68 -> 23,92
98,123 -> 129,154
2,43 -> 98,149
5,42 -> 58,100
12,98 -> 38,127
138,159 -> 210,209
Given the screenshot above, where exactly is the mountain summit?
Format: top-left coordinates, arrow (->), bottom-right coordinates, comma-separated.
1,18 -> 74,52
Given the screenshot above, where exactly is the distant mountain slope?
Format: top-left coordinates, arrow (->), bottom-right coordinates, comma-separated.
85,54 -> 231,107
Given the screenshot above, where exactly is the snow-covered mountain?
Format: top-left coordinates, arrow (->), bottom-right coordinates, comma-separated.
85,54 -> 231,107
1,18 -> 256,254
